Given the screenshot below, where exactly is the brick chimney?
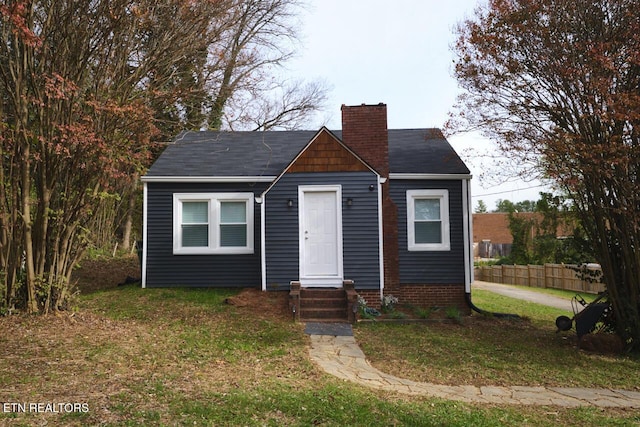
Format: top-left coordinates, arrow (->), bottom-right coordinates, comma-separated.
341,103 -> 389,176
341,103 -> 399,293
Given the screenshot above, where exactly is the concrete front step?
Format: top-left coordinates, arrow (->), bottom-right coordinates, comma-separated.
301,307 -> 348,319
303,318 -> 350,323
301,298 -> 347,308
300,288 -> 345,299
299,288 -> 348,322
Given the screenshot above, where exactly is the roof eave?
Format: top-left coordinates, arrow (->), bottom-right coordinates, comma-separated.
389,173 -> 472,180
140,175 -> 276,183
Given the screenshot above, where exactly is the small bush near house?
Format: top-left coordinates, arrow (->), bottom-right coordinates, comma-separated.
381,295 -> 399,313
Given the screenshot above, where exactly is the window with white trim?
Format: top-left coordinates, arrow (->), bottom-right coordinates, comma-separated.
173,193 -> 254,254
407,189 -> 450,251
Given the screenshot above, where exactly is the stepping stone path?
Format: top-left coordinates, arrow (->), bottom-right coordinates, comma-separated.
308,331 -> 640,408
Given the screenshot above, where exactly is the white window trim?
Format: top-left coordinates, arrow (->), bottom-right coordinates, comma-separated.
173,193 -> 254,255
407,189 -> 450,251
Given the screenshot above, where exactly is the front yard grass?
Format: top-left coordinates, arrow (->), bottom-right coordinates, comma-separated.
356,289 -> 639,389
0,274 -> 638,426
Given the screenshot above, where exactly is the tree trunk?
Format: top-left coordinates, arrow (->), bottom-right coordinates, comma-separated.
120,179 -> 138,252
21,142 -> 38,314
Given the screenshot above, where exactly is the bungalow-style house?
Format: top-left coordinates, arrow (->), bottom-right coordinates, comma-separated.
141,104 -> 474,321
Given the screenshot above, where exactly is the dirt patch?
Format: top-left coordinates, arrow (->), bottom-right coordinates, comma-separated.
225,288 -> 291,320
72,255 -> 141,294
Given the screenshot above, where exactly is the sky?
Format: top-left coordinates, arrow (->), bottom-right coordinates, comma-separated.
286,0 -> 549,210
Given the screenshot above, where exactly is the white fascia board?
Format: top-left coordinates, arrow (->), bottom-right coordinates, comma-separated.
141,176 -> 276,183
462,178 -> 472,293
141,182 -> 148,289
389,173 -> 472,180
260,196 -> 267,291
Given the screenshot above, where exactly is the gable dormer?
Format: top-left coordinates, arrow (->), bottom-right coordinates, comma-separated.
285,128 -> 374,174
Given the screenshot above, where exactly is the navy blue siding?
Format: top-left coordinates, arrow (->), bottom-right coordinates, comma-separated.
145,182 -> 267,288
265,172 -> 381,290
391,179 -> 466,284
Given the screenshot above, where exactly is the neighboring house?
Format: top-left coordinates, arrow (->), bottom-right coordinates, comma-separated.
473,213 -> 518,258
473,213 -> 573,258
473,213 -> 518,244
141,104 -> 473,312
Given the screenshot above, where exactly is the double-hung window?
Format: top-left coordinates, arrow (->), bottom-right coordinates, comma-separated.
407,189 -> 450,251
173,193 -> 254,254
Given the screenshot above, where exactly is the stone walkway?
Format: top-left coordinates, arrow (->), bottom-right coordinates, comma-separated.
308,334 -> 640,408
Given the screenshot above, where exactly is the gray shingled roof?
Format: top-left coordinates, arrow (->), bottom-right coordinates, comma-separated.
145,128 -> 470,177
385,129 -> 470,175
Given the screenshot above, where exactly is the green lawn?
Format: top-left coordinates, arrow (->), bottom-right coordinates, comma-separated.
356,289 -> 638,389
0,284 -> 638,426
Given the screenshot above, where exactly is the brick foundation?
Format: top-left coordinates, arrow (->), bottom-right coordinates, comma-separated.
356,290 -> 383,309
357,284 -> 470,314
395,284 -> 469,314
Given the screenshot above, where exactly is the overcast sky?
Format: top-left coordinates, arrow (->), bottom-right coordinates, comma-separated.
287,0 -> 549,210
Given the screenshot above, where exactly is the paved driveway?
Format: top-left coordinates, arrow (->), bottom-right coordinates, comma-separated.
472,280 -> 576,312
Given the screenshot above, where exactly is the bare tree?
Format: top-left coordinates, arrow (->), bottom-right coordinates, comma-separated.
114,0 -> 327,251
451,0 -> 640,351
225,78 -> 329,131
206,0 -> 327,131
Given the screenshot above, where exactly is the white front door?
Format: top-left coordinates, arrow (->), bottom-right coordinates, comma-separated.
299,186 -> 343,286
